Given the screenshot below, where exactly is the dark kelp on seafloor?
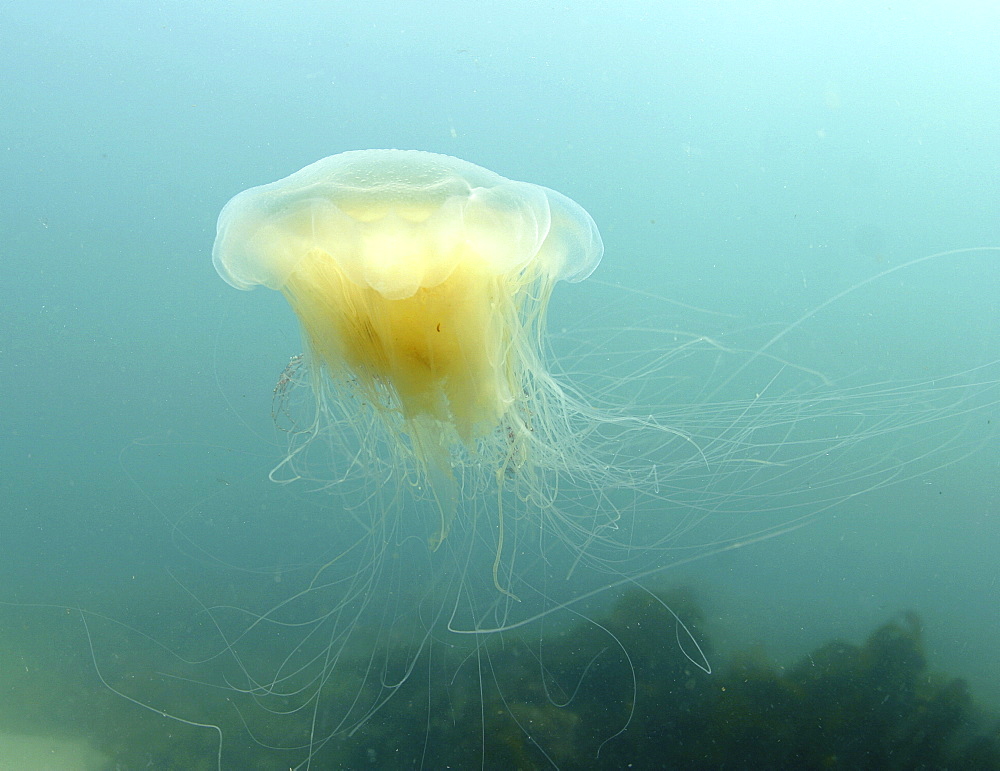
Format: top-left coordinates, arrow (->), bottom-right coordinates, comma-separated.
334,587 -> 1000,770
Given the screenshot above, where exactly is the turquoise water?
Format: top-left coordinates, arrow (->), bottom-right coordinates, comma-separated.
1,2 -> 998,768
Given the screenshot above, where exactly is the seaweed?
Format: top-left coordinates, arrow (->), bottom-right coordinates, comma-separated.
335,588 -> 1000,770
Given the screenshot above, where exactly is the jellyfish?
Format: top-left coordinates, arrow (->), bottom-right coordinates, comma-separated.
193,152 -> 1000,767
213,150 -> 603,558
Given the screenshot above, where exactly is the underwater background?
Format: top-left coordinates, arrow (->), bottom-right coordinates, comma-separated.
1,1 -> 998,768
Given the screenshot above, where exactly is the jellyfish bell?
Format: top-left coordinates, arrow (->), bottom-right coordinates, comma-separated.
212,149 -> 603,547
